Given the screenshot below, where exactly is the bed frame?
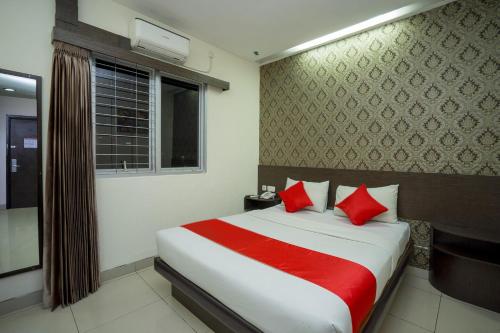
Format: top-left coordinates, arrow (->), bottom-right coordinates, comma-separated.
154,241 -> 412,333
154,165 -> 498,332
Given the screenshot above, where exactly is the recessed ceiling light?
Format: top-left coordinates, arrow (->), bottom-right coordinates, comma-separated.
3,88 -> 15,92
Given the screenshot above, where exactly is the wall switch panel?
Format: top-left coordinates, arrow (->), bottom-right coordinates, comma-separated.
267,186 -> 276,193
261,185 -> 267,191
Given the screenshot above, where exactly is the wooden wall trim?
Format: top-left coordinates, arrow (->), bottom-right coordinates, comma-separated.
258,165 -> 500,241
55,0 -> 77,24
53,0 -> 230,91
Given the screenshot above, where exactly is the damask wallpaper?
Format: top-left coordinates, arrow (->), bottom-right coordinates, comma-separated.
260,0 -> 499,176
259,0 -> 499,269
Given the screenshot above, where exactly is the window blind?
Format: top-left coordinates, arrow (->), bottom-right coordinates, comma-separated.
93,57 -> 154,172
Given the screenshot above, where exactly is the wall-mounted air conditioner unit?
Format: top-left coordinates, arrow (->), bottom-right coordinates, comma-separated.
129,18 -> 190,64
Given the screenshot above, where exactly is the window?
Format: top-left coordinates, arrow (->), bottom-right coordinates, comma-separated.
92,56 -> 205,175
159,76 -> 203,171
93,57 -> 154,173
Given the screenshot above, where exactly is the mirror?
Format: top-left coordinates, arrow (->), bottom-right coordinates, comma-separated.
0,69 -> 42,277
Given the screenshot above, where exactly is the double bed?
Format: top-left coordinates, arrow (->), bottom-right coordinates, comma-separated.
155,205 -> 411,333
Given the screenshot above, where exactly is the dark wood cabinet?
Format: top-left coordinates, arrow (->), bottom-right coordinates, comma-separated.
430,224 -> 500,313
244,195 -> 281,211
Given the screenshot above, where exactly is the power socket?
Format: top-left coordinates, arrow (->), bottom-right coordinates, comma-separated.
261,185 -> 267,191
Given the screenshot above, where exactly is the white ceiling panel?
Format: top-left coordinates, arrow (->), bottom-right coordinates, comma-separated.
114,0 -> 451,62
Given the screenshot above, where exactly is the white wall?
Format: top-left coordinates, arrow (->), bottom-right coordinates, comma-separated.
0,0 -> 259,301
0,0 -> 53,303
0,96 -> 37,207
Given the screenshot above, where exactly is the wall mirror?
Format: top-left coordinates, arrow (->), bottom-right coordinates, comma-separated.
0,68 -> 42,278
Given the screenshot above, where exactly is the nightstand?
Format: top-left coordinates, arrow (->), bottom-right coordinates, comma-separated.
244,195 -> 281,211
429,223 -> 500,312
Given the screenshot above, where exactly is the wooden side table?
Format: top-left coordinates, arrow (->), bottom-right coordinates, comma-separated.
244,195 -> 281,211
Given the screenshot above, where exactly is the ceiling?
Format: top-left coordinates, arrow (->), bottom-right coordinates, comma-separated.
0,73 -> 36,99
114,0 -> 447,63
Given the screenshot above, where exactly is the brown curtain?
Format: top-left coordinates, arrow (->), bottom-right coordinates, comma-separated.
43,41 -> 99,308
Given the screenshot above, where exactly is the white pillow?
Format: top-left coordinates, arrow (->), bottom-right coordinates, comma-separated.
285,178 -> 329,213
333,184 -> 399,223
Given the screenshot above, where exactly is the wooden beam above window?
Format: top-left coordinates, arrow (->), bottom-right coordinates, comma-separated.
52,0 -> 230,91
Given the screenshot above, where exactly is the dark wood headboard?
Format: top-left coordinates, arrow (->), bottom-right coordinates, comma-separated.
258,165 -> 500,240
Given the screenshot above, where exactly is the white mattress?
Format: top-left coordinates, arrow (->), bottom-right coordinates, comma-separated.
157,206 -> 410,333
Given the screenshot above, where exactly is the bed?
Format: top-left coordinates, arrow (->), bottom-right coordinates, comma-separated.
155,205 -> 411,333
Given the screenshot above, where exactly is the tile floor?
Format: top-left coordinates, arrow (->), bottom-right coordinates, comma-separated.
0,266 -> 499,333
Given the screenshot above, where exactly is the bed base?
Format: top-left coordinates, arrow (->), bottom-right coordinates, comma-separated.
154,242 -> 412,333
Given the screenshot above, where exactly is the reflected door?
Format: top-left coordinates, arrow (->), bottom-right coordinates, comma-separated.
7,116 -> 37,209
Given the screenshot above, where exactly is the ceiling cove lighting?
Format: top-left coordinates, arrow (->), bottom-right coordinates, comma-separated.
3,88 -> 15,92
258,0 -> 455,65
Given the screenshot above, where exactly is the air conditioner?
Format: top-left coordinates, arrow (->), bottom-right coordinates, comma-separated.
129,18 -> 190,64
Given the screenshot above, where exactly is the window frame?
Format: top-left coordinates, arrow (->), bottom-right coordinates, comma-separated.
91,55 -> 156,176
91,55 -> 206,177
155,72 -> 207,175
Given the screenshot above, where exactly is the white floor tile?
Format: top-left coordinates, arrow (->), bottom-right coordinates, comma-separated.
390,284 -> 441,331
436,296 -> 500,333
138,267 -> 172,301
0,304 -> 78,333
379,314 -> 432,333
167,297 -> 214,333
86,301 -> 195,333
405,266 -> 429,279
71,273 -> 160,332
138,267 -> 213,333
402,274 -> 441,296
4,266 -> 499,333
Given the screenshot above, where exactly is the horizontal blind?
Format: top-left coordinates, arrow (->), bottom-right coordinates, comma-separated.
93,57 -> 154,172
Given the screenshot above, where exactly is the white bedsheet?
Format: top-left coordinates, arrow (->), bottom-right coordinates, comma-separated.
248,207 -> 410,273
156,206 -> 410,333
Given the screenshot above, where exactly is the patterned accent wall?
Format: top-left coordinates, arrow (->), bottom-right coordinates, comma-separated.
260,0 -> 499,269
260,0 -> 500,176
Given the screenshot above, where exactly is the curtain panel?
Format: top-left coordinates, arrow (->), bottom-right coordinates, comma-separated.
43,41 -> 99,308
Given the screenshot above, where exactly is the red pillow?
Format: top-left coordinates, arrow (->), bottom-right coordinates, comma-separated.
279,181 -> 313,213
335,184 -> 388,226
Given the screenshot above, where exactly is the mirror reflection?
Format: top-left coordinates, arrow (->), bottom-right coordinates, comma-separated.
0,71 -> 40,276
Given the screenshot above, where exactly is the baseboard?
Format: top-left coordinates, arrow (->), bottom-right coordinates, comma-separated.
0,290 -> 42,317
100,256 -> 154,282
0,256 -> 154,317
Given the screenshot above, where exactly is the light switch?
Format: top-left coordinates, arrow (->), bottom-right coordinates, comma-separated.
261,185 -> 267,191
267,186 -> 276,193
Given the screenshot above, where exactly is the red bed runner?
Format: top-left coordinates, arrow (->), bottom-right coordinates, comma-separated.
182,219 -> 376,333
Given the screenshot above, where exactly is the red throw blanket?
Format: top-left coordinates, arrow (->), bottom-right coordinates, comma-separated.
183,219 -> 376,333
